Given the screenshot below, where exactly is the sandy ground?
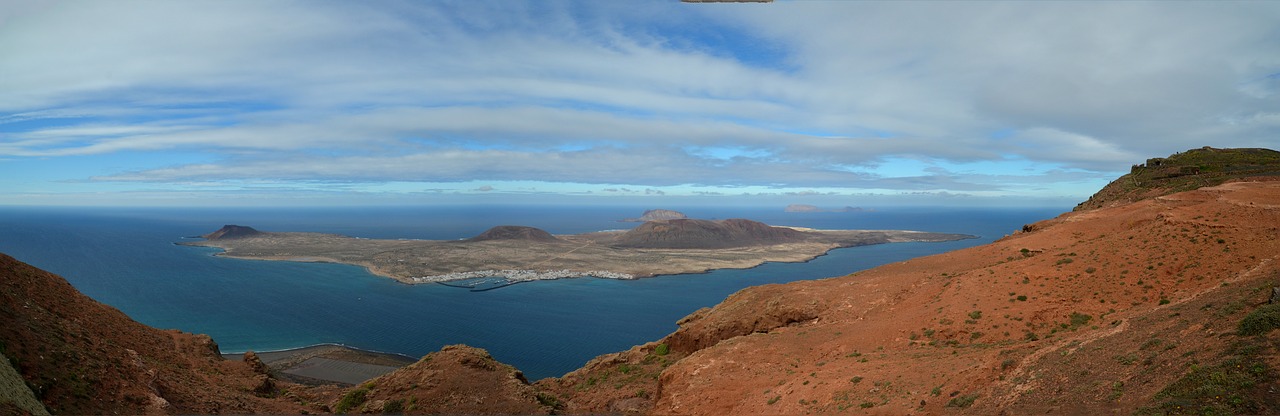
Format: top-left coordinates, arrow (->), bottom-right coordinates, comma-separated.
223,344 -> 416,386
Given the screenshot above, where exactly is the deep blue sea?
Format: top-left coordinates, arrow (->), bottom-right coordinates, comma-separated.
0,205 -> 1063,380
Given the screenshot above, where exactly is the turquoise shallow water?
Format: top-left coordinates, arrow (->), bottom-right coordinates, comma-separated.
0,205 -> 1063,379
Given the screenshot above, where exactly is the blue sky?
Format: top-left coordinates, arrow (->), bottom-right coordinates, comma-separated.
2,1 -> 1278,207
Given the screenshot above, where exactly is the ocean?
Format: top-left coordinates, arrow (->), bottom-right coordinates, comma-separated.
0,205 -> 1063,380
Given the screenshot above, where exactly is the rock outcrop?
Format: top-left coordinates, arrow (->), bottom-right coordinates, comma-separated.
611,218 -> 811,249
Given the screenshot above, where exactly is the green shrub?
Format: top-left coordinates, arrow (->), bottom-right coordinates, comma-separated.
382,398 -> 404,414
536,392 -> 564,410
1068,312 -> 1092,329
1140,339 -> 1274,416
654,343 -> 669,356
1239,304 -> 1280,336
946,393 -> 978,408
335,387 -> 370,414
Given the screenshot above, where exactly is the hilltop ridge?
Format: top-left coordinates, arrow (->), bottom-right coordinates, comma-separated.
1076,146 -> 1280,211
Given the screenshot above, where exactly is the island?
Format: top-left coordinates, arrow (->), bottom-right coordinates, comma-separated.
180,217 -> 975,286
784,204 -> 866,213
619,208 -> 688,222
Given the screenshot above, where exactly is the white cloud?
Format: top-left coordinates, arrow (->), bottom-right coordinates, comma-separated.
2,1 -> 1277,203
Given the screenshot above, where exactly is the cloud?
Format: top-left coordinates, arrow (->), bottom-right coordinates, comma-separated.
91,146 -> 1010,192
2,1 -> 1278,203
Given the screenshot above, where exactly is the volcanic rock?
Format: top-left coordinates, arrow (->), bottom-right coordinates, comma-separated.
466,225 -> 560,243
611,218 -> 810,249
202,224 -> 263,240
621,209 -> 688,222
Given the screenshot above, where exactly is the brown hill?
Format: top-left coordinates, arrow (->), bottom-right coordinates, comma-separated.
201,224 -> 263,240
532,177 -> 1280,415
466,225 -> 560,243
0,253 -> 309,414
323,345 -> 550,414
611,218 -> 811,249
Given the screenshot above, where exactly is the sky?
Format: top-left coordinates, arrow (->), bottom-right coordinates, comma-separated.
1,1 -> 1278,208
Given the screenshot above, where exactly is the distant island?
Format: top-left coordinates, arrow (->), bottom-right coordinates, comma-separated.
619,208 -> 687,222
784,204 -> 867,213
182,217 -> 974,285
